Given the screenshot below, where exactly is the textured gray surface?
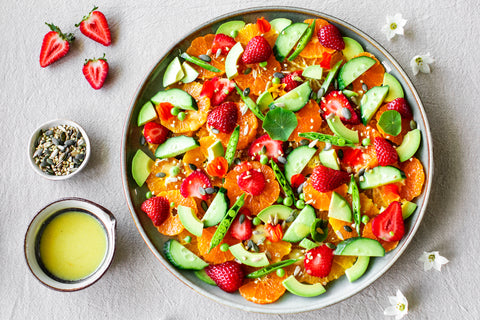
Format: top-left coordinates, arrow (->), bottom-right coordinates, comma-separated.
2,0 -> 479,319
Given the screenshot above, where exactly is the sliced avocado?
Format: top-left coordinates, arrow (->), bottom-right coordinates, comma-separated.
272,81 -> 312,112
131,149 -> 154,187
360,85 -> 390,125
164,239 -> 208,270
229,243 -> 269,267
302,65 -> 323,80
163,56 -> 185,87
137,101 -> 157,126
273,23 -> 309,61
270,18 -> 292,33
180,61 -> 199,83
396,129 -> 421,162
207,140 -> 225,162
345,256 -> 370,282
319,149 -> 340,170
337,56 -> 376,90
298,238 -> 319,250
283,275 -> 326,297
402,201 -> 417,219
382,73 -> 404,102
282,205 -> 316,242
326,115 -> 359,144
359,166 -> 405,189
342,37 -> 364,61
256,91 -> 274,112
155,136 -> 199,158
257,205 -> 295,223
334,237 -> 385,257
284,145 -> 317,182
202,188 -> 228,227
151,88 -> 197,111
177,205 -> 203,237
194,268 -> 216,286
216,20 -> 245,36
342,89 -> 359,98
328,192 -> 353,222
225,42 -> 244,79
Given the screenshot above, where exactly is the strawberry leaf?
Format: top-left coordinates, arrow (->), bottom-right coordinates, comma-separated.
262,107 -> 297,141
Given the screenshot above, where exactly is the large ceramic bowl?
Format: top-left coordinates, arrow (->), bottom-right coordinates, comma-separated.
122,6 -> 433,313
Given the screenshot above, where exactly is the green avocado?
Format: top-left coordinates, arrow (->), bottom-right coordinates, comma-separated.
207,140 -> 224,162
131,149 -> 154,187
225,42 -> 244,79
328,192 -> 353,222
326,115 -> 359,144
177,205 -> 203,237
319,149 -> 340,170
216,20 -> 245,36
202,188 -> 228,227
180,61 -> 199,84
229,243 -> 269,267
282,205 -> 316,242
345,256 -> 370,282
283,275 -> 326,297
163,57 -> 185,87
382,73 -> 404,102
396,129 -> 421,162
256,91 -> 274,112
360,86 -> 390,125
137,101 -> 158,126
270,18 -> 292,33
334,237 -> 385,257
257,205 -> 296,223
342,37 -> 364,61
302,65 -> 323,80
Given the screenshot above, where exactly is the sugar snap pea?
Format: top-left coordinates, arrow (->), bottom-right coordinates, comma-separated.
319,60 -> 342,98
287,19 -> 315,61
348,175 -> 361,234
180,52 -> 221,73
298,132 -> 355,147
225,125 -> 240,166
311,218 -> 328,242
270,159 -> 295,204
234,84 -> 265,121
246,259 -> 299,278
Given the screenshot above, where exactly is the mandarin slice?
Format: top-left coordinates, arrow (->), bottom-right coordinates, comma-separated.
182,135 -> 217,174
397,157 -> 425,201
261,240 -> 292,263
236,23 -> 277,48
146,158 -> 184,194
196,226 -> 240,264
239,273 -> 287,304
186,34 -> 225,79
303,181 -> 348,211
235,55 -> 282,96
351,52 -> 385,93
288,100 -> 323,142
155,190 -> 198,236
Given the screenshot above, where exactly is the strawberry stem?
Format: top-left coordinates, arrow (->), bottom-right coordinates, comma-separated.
45,22 -> 75,43
75,6 -> 99,27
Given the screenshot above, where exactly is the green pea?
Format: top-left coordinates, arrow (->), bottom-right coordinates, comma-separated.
272,77 -> 281,85
276,268 -> 285,277
146,191 -> 153,199
362,138 -> 371,146
230,30 -> 238,38
184,236 -> 192,243
259,61 -> 268,67
170,166 -> 180,176
177,112 -> 186,121
295,199 -> 305,209
299,193 -> 305,201
252,217 -> 262,226
260,154 -> 268,165
283,196 -> 293,206
170,202 -> 175,208
171,107 -> 181,116
220,243 -> 230,252
361,215 -> 370,224
276,196 -> 284,204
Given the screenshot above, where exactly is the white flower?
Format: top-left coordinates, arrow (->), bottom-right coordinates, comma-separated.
410,53 -> 435,75
418,251 -> 449,271
381,13 -> 407,41
384,289 -> 408,319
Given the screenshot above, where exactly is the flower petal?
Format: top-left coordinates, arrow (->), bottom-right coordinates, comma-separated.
419,63 -> 431,74
384,306 -> 400,316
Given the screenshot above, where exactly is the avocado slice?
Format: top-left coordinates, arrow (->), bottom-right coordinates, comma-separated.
284,145 -> 317,182
326,115 -> 359,144
402,201 -> 417,219
283,275 -> 326,297
328,192 -> 353,222
360,85 -> 390,125
216,20 -> 245,36
180,61 -> 199,84
302,65 -> 323,80
257,205 -> 295,223
137,101 -> 157,126
382,73 -> 404,102
229,243 -> 269,267
319,149 -> 340,170
131,149 -> 154,187
194,268 -> 216,286
151,88 -> 197,111
345,256 -> 370,282
337,56 -> 376,90
270,18 -> 292,33
202,188 -> 228,227
359,165 -> 405,189
396,129 -> 421,162
256,91 -> 274,112
272,81 -> 312,112
163,57 -> 185,87
334,237 -> 385,257
164,239 -> 208,270
155,136 -> 199,158
225,42 -> 244,79
342,37 -> 364,61
298,238 -> 319,250
207,140 -> 225,163
282,205 -> 316,242
177,205 -> 203,237
273,23 -> 309,62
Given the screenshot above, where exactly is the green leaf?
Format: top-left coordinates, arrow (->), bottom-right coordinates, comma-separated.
377,110 -> 402,136
262,107 -> 297,141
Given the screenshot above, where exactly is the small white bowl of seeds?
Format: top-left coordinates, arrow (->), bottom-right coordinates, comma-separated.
29,119 -> 91,180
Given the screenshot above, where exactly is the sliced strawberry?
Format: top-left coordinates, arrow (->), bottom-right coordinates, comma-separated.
207,102 -> 238,133
290,173 -> 306,189
281,70 -> 303,92
264,223 -> 283,242
156,102 -> 175,121
200,77 -> 235,106
211,34 -> 237,55
82,55 -> 109,90
241,36 -> 272,64
386,98 -> 413,119
341,148 -> 364,167
319,51 -> 333,69
317,24 -> 345,50
321,91 -> 361,125
256,17 -> 271,33
39,23 -> 74,68
237,169 -> 265,196
76,6 -> 111,46
141,196 -> 170,226
371,201 -> 404,241
248,134 -> 284,162
205,261 -> 245,293
310,165 -> 350,193
143,122 -> 169,144
304,244 -> 334,277
382,184 -> 401,201
229,208 -> 253,241
374,137 -> 399,166
180,170 -> 212,200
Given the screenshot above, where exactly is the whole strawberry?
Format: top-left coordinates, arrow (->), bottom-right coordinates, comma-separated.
205,261 -> 245,293
207,102 -> 238,133
241,36 -> 272,64
304,244 -> 334,277
76,6 -> 111,46
282,70 -> 303,92
317,24 -> 345,50
386,98 -> 413,119
141,196 -> 170,226
83,55 -> 109,89
374,137 -> 399,166
39,23 -> 75,68
310,165 -> 350,193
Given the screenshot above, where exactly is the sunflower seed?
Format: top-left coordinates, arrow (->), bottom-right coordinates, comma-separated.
33,148 -> 43,158
273,72 -> 284,79
344,225 -> 353,232
362,83 -> 368,92
205,187 -> 215,194
243,88 -> 250,97
341,107 -> 352,120
324,142 -> 332,151
156,172 -> 167,178
317,87 -> 325,98
299,139 -> 309,146
297,183 -> 305,194
410,120 -> 417,129
211,128 -> 220,134
140,135 -> 146,145
188,163 -> 197,171
243,68 -> 252,75
198,186 -> 206,195
326,243 -> 336,250
277,156 -> 286,164
201,200 -> 208,211
239,214 -> 245,224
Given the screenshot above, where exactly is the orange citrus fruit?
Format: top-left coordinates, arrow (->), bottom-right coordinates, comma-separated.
235,55 -> 282,96
299,19 -> 335,59
182,135 -> 217,174
360,193 -> 380,218
146,158 -> 184,194
352,52 -> 385,93
235,23 -> 277,48
196,227 -> 239,264
155,190 -> 198,236
185,34 -> 225,79
239,273 -> 286,304
261,240 -> 292,263
329,217 -> 358,241
288,100 -> 323,142
362,220 -> 398,252
303,181 -> 348,211
397,157 -> 425,201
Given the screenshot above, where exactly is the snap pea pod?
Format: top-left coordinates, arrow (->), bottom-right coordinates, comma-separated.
208,193 -> 245,252
298,132 -> 355,147
348,175 -> 361,234
318,60 -> 342,98
180,52 -> 221,73
287,19 -> 315,61
270,159 -> 295,203
225,125 -> 240,166
246,259 -> 299,278
311,218 -> 329,242
234,84 -> 265,121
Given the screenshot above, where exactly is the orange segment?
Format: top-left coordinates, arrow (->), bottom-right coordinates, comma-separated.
236,23 -> 277,48
360,193 -> 380,218
156,190 -> 198,236
299,255 -> 356,285
146,158 -> 184,194
329,217 -> 358,241
175,229 -> 201,257
362,221 -> 398,252
186,34 -> 225,79
299,19 -> 336,59
303,180 -> 348,211
352,52 -> 385,93
235,55 -> 282,96
196,226 -> 239,264
239,273 -> 286,304
182,135 -> 217,173
288,100 -> 323,142
397,157 -> 425,201
261,240 -> 292,263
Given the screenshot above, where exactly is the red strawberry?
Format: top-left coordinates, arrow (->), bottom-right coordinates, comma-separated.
321,91 -> 361,124
207,102 -> 238,134
281,70 -> 303,92
248,134 -> 284,162
82,55 -> 109,89
156,102 -> 175,121
304,244 -> 334,277
200,77 -> 235,106
290,173 -> 306,189
310,165 -> 350,193
76,6 -> 111,46
180,170 -> 212,200
237,169 -> 265,196
39,23 -> 74,68
371,201 -> 405,241
205,261 -> 245,293
141,196 -> 170,226
341,148 -> 364,167
374,137 -> 399,166
143,122 -> 169,144
317,24 -> 345,50
211,34 -> 237,55
229,208 -> 253,241
241,36 -> 272,64
386,98 -> 413,119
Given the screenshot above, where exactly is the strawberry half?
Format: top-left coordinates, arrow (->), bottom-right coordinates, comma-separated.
207,102 -> 238,134
386,98 -> 413,119
237,169 -> 265,196
321,91 -> 361,124
290,173 -> 306,189
82,55 -> 109,89
310,165 -> 350,193
200,77 -> 235,106
180,170 -> 212,200
241,36 -> 272,64
211,34 -> 237,55
371,201 -> 405,241
143,122 -> 169,144
141,196 -> 170,226
374,137 -> 399,166
205,261 -> 245,293
76,6 -> 111,46
248,134 -> 284,162
317,24 -> 345,50
39,23 -> 74,68
229,208 -> 253,241
282,70 -> 304,92
304,244 -> 334,277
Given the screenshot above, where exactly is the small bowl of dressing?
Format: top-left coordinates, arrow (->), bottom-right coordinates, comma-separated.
24,198 -> 116,291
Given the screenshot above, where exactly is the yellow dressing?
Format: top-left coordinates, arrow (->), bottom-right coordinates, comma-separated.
39,211 -> 107,281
